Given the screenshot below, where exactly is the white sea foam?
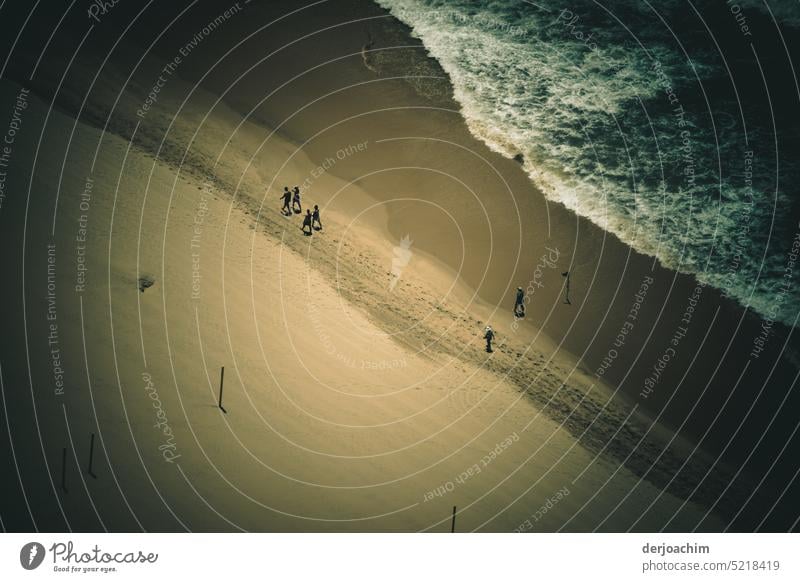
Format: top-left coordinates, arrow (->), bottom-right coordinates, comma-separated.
377,0 -> 799,327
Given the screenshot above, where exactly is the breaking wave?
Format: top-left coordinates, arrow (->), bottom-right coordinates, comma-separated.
376,0 -> 800,327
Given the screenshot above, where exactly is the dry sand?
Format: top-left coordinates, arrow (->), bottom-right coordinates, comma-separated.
1,0 -> 795,532
0,71 -> 726,532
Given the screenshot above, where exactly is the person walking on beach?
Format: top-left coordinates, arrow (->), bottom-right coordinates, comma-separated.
514,286 -> 526,318
292,186 -> 302,214
280,187 -> 292,215
484,325 -> 495,353
301,209 -> 313,236
312,204 -> 323,230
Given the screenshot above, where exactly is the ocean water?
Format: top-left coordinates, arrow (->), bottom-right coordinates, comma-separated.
375,0 -> 800,327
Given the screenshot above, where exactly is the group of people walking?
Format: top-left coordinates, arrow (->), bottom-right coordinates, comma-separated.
280,186 -> 323,236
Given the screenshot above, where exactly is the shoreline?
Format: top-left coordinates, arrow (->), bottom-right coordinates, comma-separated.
0,70 -> 733,531
254,0 -> 799,443
0,76 -> 727,530
0,0 -> 797,531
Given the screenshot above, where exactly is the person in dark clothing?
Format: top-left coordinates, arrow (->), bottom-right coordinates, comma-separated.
312,204 -> 322,230
292,186 -> 302,213
280,187 -> 292,215
514,286 -> 526,317
484,325 -> 495,353
301,209 -> 313,235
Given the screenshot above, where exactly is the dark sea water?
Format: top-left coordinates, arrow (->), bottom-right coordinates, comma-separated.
376,0 -> 800,327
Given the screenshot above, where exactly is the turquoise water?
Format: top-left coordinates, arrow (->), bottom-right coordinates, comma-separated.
376,0 -> 800,327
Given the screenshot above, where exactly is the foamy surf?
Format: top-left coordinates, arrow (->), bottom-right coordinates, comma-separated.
375,0 -> 800,328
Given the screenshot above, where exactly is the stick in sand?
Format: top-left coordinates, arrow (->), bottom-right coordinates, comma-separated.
87,433 -> 97,478
562,271 -> 572,305
451,505 -> 457,533
218,366 -> 227,413
61,447 -> 68,492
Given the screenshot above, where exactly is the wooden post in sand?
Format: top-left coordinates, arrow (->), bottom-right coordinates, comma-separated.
87,433 -> 97,478
451,505 -> 457,533
61,447 -> 67,492
218,366 -> 227,414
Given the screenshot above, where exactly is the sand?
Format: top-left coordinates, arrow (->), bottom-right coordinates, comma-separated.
0,0 -> 796,532
0,69 -> 730,532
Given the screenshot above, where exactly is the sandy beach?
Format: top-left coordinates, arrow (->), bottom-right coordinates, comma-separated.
0,0 -> 797,532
